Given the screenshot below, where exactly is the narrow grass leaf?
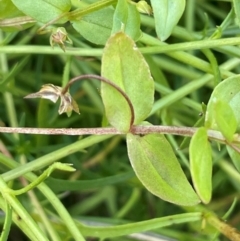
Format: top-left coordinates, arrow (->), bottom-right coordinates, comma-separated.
233,0 -> 240,27
127,133 -> 200,206
77,212 -> 202,238
190,127 -> 212,204
46,171 -> 135,192
150,0 -> 186,41
101,32 -> 154,132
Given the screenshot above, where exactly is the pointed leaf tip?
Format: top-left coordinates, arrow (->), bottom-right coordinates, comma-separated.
190,127 -> 212,204
127,133 -> 200,206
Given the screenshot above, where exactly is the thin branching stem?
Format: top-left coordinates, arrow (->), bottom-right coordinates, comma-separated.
61,74 -> 135,127
0,125 -> 236,144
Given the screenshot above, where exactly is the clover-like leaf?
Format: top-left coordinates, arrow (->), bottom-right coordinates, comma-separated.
24,84 -> 79,116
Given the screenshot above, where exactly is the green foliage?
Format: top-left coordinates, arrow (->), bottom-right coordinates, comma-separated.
213,100 -> 237,142
150,0 -> 186,41
0,0 -> 35,31
127,132 -> 200,206
101,32 -> 154,132
205,75 -> 240,133
190,127 -> 212,204
233,0 -> 240,27
0,0 -> 24,18
1,1 -> 240,241
71,7 -> 114,45
11,0 -> 71,23
112,0 -> 142,40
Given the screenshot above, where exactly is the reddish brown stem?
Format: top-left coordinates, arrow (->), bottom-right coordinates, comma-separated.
0,126 -> 233,143
61,74 -> 135,128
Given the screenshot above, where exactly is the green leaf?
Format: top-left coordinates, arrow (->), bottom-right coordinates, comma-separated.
0,1 -> 35,31
112,0 -> 142,41
126,133 -> 200,206
226,145 -> 240,172
46,171 -> 134,192
233,0 -> 240,27
0,0 -> 24,18
150,0 -> 186,41
213,100 -> 237,142
205,75 -> 240,132
101,32 -> 154,132
11,0 -> 71,23
190,127 -> 212,204
71,7 -> 113,45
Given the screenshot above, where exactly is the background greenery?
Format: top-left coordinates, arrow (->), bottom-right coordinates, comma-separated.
1,0 -> 240,240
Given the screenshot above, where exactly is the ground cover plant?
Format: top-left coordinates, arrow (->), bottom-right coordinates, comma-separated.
1,0 -> 240,240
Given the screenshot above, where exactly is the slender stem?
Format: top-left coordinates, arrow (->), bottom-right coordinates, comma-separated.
0,125 -> 236,144
62,74 -> 135,127
9,163 -> 75,196
205,213 -> 240,241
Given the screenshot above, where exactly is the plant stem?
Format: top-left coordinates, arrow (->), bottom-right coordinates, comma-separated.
0,177 -> 48,241
61,74 -> 135,127
140,37 -> 240,54
205,213 -> 240,241
0,125 -> 235,143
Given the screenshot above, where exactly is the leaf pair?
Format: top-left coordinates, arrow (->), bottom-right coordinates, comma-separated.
189,75 -> 240,204
102,32 -> 200,206
25,31 -> 203,206
205,75 -> 240,172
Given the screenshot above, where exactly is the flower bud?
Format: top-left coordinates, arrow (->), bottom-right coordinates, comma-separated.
136,1 -> 152,15
50,27 -> 72,52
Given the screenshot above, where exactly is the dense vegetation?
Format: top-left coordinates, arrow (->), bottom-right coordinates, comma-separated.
1,0 -> 240,240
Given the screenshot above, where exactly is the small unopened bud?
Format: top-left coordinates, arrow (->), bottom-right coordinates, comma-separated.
136,1 -> 152,15
50,27 -> 72,52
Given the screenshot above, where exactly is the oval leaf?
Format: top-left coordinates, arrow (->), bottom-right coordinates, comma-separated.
11,0 -> 71,23
190,127 -> 212,204
127,133 -> 200,206
112,0 -> 142,41
150,0 -> 186,41
227,145 -> 240,172
101,32 -> 154,132
71,7 -> 113,45
205,75 -> 240,132
213,100 -> 237,142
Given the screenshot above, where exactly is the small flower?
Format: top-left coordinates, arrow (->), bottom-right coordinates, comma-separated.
50,27 -> 72,52
24,84 -> 80,117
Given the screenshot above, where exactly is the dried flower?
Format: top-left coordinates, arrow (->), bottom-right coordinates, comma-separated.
50,27 -> 72,52
24,84 -> 79,117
